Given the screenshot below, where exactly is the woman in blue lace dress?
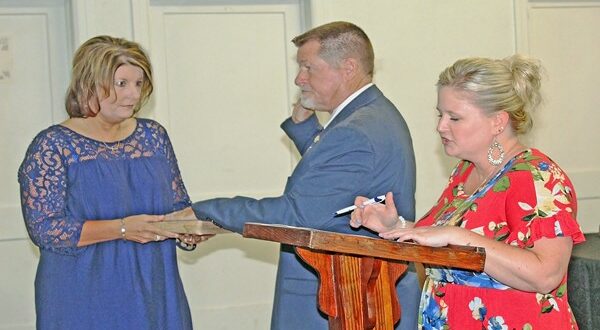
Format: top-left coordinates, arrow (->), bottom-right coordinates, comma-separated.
18,36 -> 198,329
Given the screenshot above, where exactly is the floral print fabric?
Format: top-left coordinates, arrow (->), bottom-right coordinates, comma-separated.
416,149 -> 585,329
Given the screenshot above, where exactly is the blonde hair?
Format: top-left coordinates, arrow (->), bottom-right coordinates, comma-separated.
292,21 -> 375,77
437,54 -> 542,134
65,35 -> 153,118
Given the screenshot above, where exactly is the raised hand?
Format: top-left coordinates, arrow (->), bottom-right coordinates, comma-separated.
291,100 -> 315,123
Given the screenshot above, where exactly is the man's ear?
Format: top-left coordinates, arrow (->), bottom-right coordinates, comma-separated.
341,57 -> 359,81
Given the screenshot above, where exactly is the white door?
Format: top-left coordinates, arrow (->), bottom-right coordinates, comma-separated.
0,0 -> 70,328
145,1 -> 305,328
517,0 -> 600,233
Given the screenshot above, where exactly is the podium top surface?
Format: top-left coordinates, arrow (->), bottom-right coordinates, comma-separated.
243,222 -> 485,272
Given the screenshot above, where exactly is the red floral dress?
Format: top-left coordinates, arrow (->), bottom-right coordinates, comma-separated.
416,149 -> 585,330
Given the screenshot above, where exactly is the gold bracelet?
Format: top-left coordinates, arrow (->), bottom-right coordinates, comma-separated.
120,218 -> 126,240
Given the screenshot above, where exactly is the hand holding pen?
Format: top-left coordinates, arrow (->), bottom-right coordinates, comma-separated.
334,195 -> 386,216
349,192 -> 412,234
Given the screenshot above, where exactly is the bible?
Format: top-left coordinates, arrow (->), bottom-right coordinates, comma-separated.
156,220 -> 231,235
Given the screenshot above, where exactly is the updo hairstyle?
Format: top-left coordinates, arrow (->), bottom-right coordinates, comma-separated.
436,54 -> 543,134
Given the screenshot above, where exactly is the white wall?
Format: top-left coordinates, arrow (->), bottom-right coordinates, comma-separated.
1,0 -> 598,329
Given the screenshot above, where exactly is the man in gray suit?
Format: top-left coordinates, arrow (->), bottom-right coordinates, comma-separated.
176,21 -> 419,329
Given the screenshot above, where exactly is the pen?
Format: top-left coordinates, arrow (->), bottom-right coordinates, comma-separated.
334,195 -> 386,216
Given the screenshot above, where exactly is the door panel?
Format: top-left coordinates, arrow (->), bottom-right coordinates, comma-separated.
525,2 -> 600,232
0,1 -> 70,328
149,2 -> 302,200
147,2 -> 303,328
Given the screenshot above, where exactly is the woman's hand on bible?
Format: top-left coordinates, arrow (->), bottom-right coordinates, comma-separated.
122,214 -> 179,244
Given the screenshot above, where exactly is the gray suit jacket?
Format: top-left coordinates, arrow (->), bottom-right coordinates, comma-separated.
191,85 -> 420,329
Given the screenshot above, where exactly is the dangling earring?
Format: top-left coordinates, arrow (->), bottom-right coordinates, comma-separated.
487,139 -> 504,166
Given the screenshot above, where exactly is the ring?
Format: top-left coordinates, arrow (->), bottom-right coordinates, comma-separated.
155,235 -> 160,241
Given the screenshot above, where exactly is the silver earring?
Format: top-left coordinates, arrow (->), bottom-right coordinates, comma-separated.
487,139 -> 504,166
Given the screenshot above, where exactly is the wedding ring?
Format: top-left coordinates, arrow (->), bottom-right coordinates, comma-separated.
155,235 -> 160,241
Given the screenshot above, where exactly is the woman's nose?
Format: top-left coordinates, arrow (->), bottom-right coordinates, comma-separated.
436,117 -> 447,133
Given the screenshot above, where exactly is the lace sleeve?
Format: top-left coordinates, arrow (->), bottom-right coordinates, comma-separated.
18,130 -> 83,255
161,127 -> 191,211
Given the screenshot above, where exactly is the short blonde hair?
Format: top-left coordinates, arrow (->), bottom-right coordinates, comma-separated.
437,54 -> 542,134
65,35 -> 153,118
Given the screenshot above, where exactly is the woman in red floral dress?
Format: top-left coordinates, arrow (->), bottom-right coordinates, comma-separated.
350,55 -> 585,329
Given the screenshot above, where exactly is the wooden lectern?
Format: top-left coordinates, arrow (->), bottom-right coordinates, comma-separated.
243,223 -> 486,330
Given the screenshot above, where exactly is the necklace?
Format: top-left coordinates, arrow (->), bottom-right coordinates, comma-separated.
458,164 -> 495,196
437,159 -> 512,227
465,142 -> 523,195
468,168 -> 495,196
102,141 -> 121,152
438,148 -> 523,227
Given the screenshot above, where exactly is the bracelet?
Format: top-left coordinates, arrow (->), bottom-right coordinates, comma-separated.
398,215 -> 407,228
120,218 -> 126,240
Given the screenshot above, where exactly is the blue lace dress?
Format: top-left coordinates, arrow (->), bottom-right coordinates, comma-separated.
18,118 -> 193,330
